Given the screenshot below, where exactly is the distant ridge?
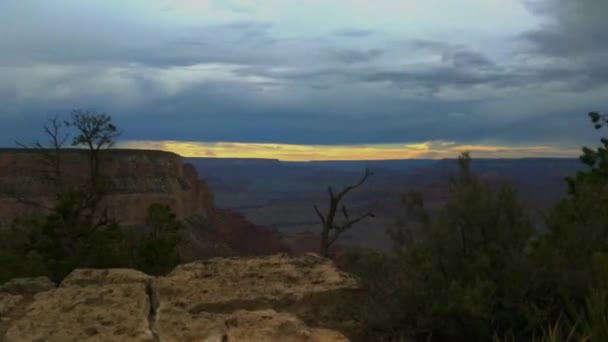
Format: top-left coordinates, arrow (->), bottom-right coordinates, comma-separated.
187,157 -> 281,162
186,156 -> 578,163
0,147 -> 181,157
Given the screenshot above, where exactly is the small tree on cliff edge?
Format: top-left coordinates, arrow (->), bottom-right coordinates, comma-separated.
60,110 -> 122,233
65,109 -> 121,180
314,168 -> 376,257
13,110 -> 120,207
10,110 -> 124,281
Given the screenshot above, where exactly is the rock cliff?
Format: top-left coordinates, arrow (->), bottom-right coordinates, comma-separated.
0,148 -> 214,226
0,254 -> 359,342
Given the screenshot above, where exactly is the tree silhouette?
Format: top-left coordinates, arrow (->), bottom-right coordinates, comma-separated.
314,168 -> 376,257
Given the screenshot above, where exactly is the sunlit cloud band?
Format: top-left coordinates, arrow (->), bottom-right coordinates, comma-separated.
118,140 -> 580,161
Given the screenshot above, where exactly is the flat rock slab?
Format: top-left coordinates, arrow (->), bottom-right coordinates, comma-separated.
0,293 -> 26,337
0,276 -> 55,338
155,253 -> 360,314
1,254 -> 358,341
59,268 -> 153,287
0,293 -> 24,317
3,269 -> 155,342
157,308 -> 349,342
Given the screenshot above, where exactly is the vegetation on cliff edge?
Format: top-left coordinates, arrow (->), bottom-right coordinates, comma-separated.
324,111 -> 608,342
0,111 -> 182,282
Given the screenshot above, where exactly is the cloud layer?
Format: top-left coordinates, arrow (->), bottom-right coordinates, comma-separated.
1,0 -> 606,157
119,140 -> 580,161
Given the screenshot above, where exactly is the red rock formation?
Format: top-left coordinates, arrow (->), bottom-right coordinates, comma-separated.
0,148 -> 298,258
211,208 -> 290,256
0,148 -> 214,226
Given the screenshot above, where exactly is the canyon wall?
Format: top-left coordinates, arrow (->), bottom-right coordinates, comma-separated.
0,148 -> 214,226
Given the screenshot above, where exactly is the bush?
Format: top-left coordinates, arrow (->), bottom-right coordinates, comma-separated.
386,153 -> 536,341
0,219 -> 49,284
0,202 -> 183,284
134,203 -> 182,276
328,112 -> 608,341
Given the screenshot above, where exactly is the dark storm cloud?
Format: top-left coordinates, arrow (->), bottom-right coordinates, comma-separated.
233,44 -> 501,88
407,41 -> 495,68
327,48 -> 384,64
518,0 -> 608,91
0,0 -> 606,150
440,48 -> 494,68
360,66 -> 501,89
521,0 -> 608,57
113,96 -> 480,145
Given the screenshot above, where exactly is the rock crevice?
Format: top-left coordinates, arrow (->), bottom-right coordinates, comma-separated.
145,282 -> 160,342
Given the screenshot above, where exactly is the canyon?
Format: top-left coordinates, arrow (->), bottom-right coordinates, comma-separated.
0,148 -> 214,227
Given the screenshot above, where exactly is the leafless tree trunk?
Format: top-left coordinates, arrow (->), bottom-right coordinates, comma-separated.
12,116 -> 69,209
314,168 -> 376,257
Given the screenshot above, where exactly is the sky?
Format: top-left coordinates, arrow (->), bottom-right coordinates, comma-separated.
1,0 -> 606,160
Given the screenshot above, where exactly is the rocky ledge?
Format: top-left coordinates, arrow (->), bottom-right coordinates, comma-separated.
0,254 -> 359,342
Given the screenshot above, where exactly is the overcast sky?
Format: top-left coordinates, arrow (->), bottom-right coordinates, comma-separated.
1,0 -> 606,160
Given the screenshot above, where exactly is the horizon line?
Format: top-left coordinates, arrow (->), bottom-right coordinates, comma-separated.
0,141 -> 581,162
116,140 -> 582,161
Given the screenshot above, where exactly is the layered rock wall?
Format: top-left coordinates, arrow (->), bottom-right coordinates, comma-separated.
0,148 -> 214,225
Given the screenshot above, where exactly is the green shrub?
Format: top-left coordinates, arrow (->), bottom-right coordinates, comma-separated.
134,203 -> 182,276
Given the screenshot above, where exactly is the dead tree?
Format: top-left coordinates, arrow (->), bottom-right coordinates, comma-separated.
11,111 -> 120,248
12,116 -> 69,209
314,168 -> 376,257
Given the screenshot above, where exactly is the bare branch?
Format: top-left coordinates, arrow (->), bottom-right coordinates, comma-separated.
314,204 -> 326,225
315,168 -> 375,257
11,116 -> 70,209
335,168 -> 373,202
341,205 -> 349,220
327,186 -> 335,199
328,203 -> 377,246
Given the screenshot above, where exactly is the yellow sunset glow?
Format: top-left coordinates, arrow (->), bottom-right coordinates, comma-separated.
118,140 -> 580,161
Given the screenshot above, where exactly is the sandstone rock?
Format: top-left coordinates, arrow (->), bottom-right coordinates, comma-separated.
154,253 -> 359,316
211,208 -> 290,256
0,293 -> 26,340
3,269 -> 155,342
0,276 -> 55,295
158,309 -> 349,342
1,254 -> 357,341
60,268 -> 153,288
0,293 -> 23,316
154,254 -> 359,335
0,277 -> 55,339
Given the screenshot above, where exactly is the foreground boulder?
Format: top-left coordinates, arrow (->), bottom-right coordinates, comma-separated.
3,269 -> 155,342
0,254 -> 359,341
